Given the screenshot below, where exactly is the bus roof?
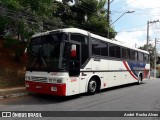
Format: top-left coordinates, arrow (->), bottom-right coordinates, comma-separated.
32,28 -> 149,54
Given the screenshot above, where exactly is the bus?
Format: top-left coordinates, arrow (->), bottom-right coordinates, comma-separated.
25,28 -> 150,96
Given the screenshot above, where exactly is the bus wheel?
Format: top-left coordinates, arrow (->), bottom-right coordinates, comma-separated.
88,79 -> 97,95
137,74 -> 142,85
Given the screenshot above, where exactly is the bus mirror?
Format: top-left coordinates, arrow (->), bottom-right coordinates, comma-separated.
71,44 -> 77,58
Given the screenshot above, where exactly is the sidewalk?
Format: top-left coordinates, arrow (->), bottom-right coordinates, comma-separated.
150,76 -> 158,80
0,87 -> 28,99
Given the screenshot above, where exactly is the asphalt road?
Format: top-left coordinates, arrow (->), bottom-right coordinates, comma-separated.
0,79 -> 160,120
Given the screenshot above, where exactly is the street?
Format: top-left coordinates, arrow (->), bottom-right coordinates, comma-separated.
0,79 -> 160,120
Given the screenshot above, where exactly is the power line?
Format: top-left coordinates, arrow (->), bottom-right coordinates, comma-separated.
114,6 -> 160,13
117,28 -> 160,33
123,24 -> 146,30
135,7 -> 160,11
131,13 -> 160,16
111,12 -> 160,18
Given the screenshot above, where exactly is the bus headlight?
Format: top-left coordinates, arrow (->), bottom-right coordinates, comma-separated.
48,78 -> 57,83
52,79 -> 57,83
57,79 -> 63,83
48,78 -> 53,83
25,83 -> 29,88
25,76 -> 31,80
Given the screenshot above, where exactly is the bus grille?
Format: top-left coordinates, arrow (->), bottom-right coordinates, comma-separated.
31,76 -> 48,83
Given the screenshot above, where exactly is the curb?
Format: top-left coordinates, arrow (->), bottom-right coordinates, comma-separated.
150,77 -> 158,80
0,92 -> 28,99
0,87 -> 28,99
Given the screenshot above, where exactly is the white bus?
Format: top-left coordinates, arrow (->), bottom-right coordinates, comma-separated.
25,28 -> 150,96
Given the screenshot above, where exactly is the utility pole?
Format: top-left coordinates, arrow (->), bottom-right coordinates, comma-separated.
107,0 -> 110,23
146,19 -> 159,51
154,38 -> 157,78
135,43 -> 137,48
146,21 -> 149,51
107,0 -> 110,38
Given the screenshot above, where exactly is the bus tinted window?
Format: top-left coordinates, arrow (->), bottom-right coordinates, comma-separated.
144,54 -> 149,63
92,39 -> 100,55
71,34 -> 89,66
92,39 -> 108,56
122,48 -> 130,59
135,52 -> 138,61
116,46 -> 121,58
130,50 -> 138,61
109,44 -> 120,58
138,52 -> 144,62
71,34 -> 88,44
100,42 -> 108,56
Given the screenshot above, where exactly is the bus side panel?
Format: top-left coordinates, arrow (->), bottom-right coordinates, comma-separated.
79,61 -> 92,94
122,60 -> 138,83
108,60 -> 122,87
143,64 -> 150,80
99,59 -> 109,89
66,77 -> 80,96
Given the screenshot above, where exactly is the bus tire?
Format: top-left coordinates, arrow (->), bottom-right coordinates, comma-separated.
137,74 -> 142,85
87,78 -> 97,95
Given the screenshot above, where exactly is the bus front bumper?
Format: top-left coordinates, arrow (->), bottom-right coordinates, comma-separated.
25,81 -> 66,96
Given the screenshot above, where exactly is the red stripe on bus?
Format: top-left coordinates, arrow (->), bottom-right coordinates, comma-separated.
123,61 -> 138,80
25,81 -> 66,96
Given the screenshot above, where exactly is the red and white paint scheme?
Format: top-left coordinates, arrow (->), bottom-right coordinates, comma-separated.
25,28 -> 150,96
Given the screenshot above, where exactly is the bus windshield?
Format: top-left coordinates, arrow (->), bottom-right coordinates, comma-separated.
27,33 -> 68,72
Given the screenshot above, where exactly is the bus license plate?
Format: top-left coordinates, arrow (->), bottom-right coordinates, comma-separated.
36,86 -> 42,89
51,87 -> 57,91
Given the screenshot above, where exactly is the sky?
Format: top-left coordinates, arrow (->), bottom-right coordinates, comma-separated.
109,0 -> 160,50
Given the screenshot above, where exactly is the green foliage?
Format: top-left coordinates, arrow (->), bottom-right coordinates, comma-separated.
4,37 -> 19,48
4,37 -> 26,62
57,0 -> 116,38
0,0 -> 64,40
139,44 -> 156,67
0,0 -> 116,41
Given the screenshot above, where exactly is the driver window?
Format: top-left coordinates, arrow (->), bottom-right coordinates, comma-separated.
71,34 -> 89,66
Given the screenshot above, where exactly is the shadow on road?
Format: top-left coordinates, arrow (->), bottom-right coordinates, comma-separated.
0,82 -> 146,105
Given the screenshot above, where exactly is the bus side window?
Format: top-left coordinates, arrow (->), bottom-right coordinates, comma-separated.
109,44 -> 116,57
71,34 -> 89,66
138,52 -> 143,62
144,54 -> 149,63
135,52 -> 138,61
92,39 -> 108,57
122,48 -> 130,59
130,50 -> 138,61
109,44 -> 120,58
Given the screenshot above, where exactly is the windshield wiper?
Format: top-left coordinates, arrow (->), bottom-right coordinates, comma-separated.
29,47 -> 50,72
41,57 -> 48,70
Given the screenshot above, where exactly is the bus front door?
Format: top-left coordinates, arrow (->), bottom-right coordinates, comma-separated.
68,43 -> 81,95
69,43 -> 81,77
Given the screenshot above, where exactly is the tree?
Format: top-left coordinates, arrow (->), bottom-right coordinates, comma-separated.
0,0 -> 64,40
0,0 -> 65,61
81,0 -> 116,38
0,0 -> 116,40
139,44 -> 157,67
56,0 -> 116,38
